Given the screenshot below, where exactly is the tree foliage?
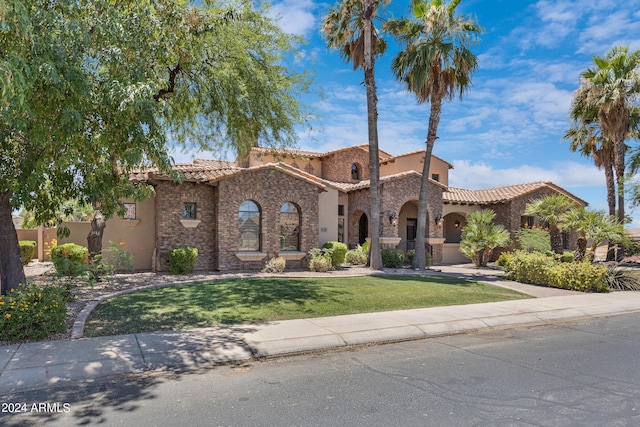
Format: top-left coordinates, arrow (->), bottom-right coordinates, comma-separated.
459,209 -> 510,267
524,194 -> 578,255
0,0 -> 310,293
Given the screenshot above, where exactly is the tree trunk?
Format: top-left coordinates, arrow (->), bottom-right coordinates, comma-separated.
87,209 -> 106,260
362,0 -> 382,270
413,96 -> 443,271
613,136 -> 626,260
603,156 -> 616,261
550,224 -> 563,254
574,236 -> 587,262
0,191 -> 27,294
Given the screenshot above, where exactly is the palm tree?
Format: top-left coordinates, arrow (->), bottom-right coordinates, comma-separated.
385,0 -> 482,270
565,109 -> 615,218
459,209 -> 510,267
562,207 -> 624,262
322,0 -> 389,270
524,194 -> 578,255
572,46 -> 640,227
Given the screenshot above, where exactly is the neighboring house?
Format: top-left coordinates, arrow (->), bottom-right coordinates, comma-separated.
87,145 -> 585,272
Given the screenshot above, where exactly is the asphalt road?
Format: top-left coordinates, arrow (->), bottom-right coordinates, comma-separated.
3,313 -> 640,427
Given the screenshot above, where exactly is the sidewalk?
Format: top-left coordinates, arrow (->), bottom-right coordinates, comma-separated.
2,266 -> 640,393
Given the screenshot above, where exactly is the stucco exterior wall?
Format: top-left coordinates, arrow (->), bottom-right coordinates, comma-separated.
249,151 -> 322,177
380,153 -> 451,186
318,188 -> 339,247
216,168 -> 320,271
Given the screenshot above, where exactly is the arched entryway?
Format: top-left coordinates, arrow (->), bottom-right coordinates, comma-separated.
442,212 -> 471,264
358,213 -> 368,245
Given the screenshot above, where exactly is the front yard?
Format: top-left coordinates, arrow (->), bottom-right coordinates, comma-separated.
84,275 -> 529,337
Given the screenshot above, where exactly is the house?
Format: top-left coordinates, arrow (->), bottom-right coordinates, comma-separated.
68,144 -> 585,271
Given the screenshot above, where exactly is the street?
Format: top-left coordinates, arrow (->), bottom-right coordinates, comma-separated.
2,312 -> 640,426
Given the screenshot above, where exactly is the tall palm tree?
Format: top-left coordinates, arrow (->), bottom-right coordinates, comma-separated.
572,46 -> 640,227
385,0 -> 482,270
322,0 -> 389,270
524,194 -> 578,255
565,109 -> 615,218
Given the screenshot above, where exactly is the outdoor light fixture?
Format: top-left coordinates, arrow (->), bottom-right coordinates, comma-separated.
454,220 -> 460,228
389,212 -> 398,226
435,215 -> 443,225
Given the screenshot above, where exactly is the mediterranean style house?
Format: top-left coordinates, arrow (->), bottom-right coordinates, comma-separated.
59,144 -> 586,271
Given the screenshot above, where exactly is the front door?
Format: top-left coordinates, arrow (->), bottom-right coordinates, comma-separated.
406,218 -> 417,250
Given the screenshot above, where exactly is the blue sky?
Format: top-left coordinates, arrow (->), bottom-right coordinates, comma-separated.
181,1 -> 640,224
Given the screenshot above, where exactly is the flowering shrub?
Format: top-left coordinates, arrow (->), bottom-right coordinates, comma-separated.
0,282 -> 68,342
50,243 -> 89,276
103,240 -> 134,272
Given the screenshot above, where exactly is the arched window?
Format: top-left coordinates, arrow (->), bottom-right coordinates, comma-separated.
280,202 -> 300,251
351,163 -> 360,180
238,200 -> 261,251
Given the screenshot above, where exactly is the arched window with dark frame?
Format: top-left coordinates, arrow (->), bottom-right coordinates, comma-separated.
280,202 -> 300,251
238,200 -> 261,251
351,163 -> 360,180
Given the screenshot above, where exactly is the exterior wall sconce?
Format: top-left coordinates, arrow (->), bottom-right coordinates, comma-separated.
435,215 -> 443,226
389,212 -> 398,226
454,220 -> 460,228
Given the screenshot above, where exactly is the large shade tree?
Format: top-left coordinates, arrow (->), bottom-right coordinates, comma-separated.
322,0 -> 389,270
385,0 -> 482,270
0,0 -> 310,294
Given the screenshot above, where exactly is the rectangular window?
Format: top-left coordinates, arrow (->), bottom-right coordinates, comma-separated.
122,203 -> 136,220
183,202 -> 197,220
338,204 -> 345,216
431,173 -> 440,182
338,218 -> 344,243
520,216 -> 535,228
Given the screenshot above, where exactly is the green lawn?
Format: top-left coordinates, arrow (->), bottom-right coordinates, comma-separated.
84,275 -> 530,337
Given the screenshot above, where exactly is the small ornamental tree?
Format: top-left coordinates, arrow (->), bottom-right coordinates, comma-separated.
459,209 -> 510,267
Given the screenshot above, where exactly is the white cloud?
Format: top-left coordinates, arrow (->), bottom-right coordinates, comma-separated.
448,159 -> 603,190
267,0 -> 317,37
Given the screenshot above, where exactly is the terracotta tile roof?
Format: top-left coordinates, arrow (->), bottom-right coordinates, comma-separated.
340,171 -> 447,192
250,144 -> 393,160
130,159 -> 329,190
444,181 -> 587,205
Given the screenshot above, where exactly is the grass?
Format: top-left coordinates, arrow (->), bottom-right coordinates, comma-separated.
84,275 -> 530,337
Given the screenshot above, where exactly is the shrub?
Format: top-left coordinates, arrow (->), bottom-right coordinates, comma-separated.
308,247 -> 333,272
50,243 -> 89,276
169,245 -> 198,274
547,262 -> 609,292
345,246 -> 368,265
262,257 -> 286,273
605,266 -> 640,291
0,282 -> 69,343
560,252 -> 574,263
502,250 -> 608,292
309,255 -> 331,272
382,248 -> 404,268
323,241 -> 347,269
515,227 -> 551,253
103,241 -> 134,272
19,240 -> 36,265
496,251 -> 513,268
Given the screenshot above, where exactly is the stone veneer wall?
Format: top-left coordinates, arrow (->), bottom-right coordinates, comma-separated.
216,168 -> 320,271
154,181 -> 217,271
487,187 -> 582,258
346,175 -> 445,263
321,148 -> 370,183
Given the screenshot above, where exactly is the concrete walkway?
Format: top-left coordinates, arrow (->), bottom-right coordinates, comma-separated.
2,266 -> 640,393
